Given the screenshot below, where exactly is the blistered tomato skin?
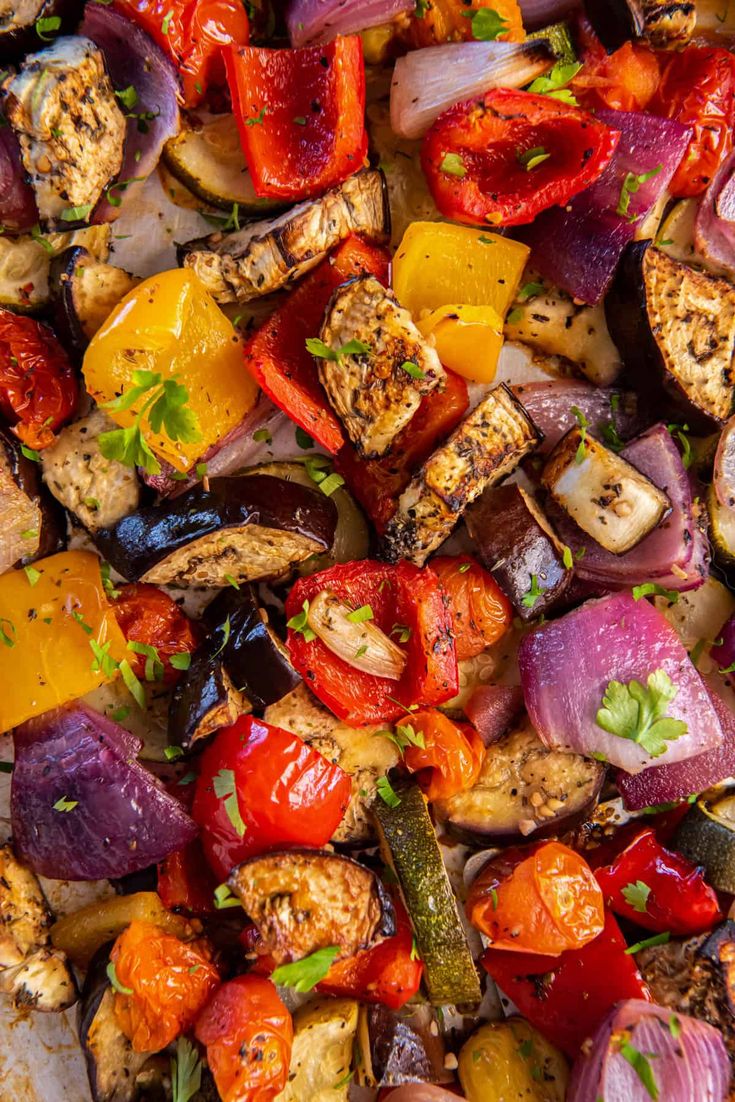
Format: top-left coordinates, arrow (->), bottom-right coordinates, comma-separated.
112,583 -> 198,684
431,555 -> 512,660
111,920 -> 219,1052
403,709 -> 485,802
192,715 -> 352,882
0,310 -> 77,449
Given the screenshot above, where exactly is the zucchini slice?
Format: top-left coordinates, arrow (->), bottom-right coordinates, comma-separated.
278,998 -> 359,1102
528,21 -> 577,62
673,788 -> 735,892
541,427 -> 671,554
163,114 -> 279,213
372,780 -> 481,1008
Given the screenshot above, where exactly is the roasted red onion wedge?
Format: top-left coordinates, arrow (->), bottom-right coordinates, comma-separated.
714,415 -> 735,511
0,125 -> 38,232
567,999 -> 730,1102
464,685 -> 524,747
286,0 -> 414,46
510,380 -> 647,457
11,703 -> 197,880
520,591 -> 723,773
695,151 -> 735,281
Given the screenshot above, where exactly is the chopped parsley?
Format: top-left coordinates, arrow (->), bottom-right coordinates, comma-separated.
596,669 -> 687,758
99,369 -> 201,475
346,604 -> 373,624
171,1036 -> 202,1102
616,165 -> 663,221
571,405 -> 589,463
52,795 -> 78,812
621,879 -> 651,913
271,946 -> 339,992
287,599 -> 316,642
213,768 -> 246,837
632,583 -> 679,604
521,574 -> 545,609
462,7 -> 508,40
517,146 -> 551,171
376,775 -> 402,808
213,883 -> 242,909
306,337 -> 371,361
439,151 -> 467,178
106,960 -> 134,995
527,61 -> 583,105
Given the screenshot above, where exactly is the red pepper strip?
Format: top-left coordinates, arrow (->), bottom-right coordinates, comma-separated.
0,309 -> 77,450
225,35 -> 368,201
192,715 -> 352,881
242,235 -> 390,454
421,88 -> 620,227
594,827 -> 722,936
113,0 -> 250,107
481,913 -> 650,1056
157,839 -> 218,915
286,560 -> 459,725
334,369 -> 469,532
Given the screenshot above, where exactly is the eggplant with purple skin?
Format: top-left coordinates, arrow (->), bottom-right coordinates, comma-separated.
357,1003 -> 448,1088
466,483 -> 570,621
202,585 -> 301,711
584,0 -> 695,51
92,475 -> 337,588
434,719 -> 605,845
49,246 -> 139,361
606,241 -> 735,431
228,849 -> 395,965
168,651 -> 250,752
0,427 -> 64,573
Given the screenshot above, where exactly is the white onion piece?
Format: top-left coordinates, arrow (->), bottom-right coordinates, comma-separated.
390,40 -> 555,140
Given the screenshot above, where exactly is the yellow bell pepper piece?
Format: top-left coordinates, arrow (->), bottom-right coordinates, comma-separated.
51,892 -> 194,968
392,222 -> 529,320
418,304 -> 504,383
0,550 -> 127,733
83,269 -> 259,473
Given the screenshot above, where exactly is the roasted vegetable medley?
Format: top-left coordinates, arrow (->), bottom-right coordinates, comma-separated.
5,1 -> 735,1100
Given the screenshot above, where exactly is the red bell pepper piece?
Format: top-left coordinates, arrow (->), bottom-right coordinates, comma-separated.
481,913 -> 650,1056
113,0 -> 250,107
0,309 -> 77,449
157,839 -> 218,915
334,369 -> 469,532
225,36 -> 368,201
421,88 -> 620,227
286,560 -> 459,725
192,715 -> 352,881
594,827 -> 722,936
242,236 -> 390,454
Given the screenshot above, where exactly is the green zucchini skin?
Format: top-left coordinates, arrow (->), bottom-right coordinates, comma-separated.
673,790 -> 735,893
372,780 -> 481,1009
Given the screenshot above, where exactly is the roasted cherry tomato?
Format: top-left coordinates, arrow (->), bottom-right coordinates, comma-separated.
158,839 -> 218,915
226,36 -> 367,201
286,560 -> 458,725
482,913 -> 650,1056
243,236 -> 390,454
431,555 -> 512,660
112,583 -> 199,685
113,0 -> 250,106
403,709 -> 485,802
594,828 -> 723,936
649,46 -> 735,197
111,919 -> 219,1052
192,714 -> 351,881
572,17 -> 660,113
0,309 -> 77,449
334,370 -> 469,533
404,0 -> 524,47
421,89 -> 620,227
195,976 -> 293,1102
467,841 -> 605,956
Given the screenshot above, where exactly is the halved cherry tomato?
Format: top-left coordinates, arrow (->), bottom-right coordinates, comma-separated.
649,46 -> 735,197
421,89 -> 620,227
192,714 -> 352,881
467,841 -> 605,956
158,839 -> 218,915
113,0 -> 250,106
404,0 -> 525,47
111,919 -> 219,1052
243,235 -> 390,453
0,309 -> 77,449
403,709 -> 484,802
431,555 -> 512,660
195,975 -> 293,1102
226,36 -> 367,201
334,370 -> 469,532
285,560 -> 458,725
112,583 -> 199,685
572,17 -> 661,113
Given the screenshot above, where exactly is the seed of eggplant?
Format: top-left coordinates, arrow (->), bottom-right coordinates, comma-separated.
307,590 -> 407,680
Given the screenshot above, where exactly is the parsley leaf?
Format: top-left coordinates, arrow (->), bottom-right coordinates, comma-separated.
618,1039 -> 659,1100
271,946 -> 339,992
378,723 -> 426,753
53,795 -> 78,812
213,768 -> 246,837
376,775 -> 401,807
35,15 -> 61,39
347,604 -> 373,624
169,652 -> 191,671
171,1036 -> 202,1102
571,405 -> 589,463
245,106 -> 267,127
400,360 -> 426,379
616,165 -> 663,221
213,883 -> 242,909
595,669 -> 688,758
115,85 -> 139,110
632,583 -> 679,604
621,879 -> 651,913
462,7 -> 508,40
287,599 -> 316,642
527,61 -> 583,105
624,931 -> 670,955
99,371 -> 201,475
106,960 -> 133,995
517,146 -> 551,171
306,337 -> 370,361
439,151 -> 467,178
521,574 -> 545,608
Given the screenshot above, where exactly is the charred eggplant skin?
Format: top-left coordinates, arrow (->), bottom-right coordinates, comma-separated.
203,586 -> 300,711
93,475 -> 337,583
585,0 -> 695,51
606,240 -> 735,431
168,650 -> 247,751
0,0 -> 82,61
584,0 -> 645,51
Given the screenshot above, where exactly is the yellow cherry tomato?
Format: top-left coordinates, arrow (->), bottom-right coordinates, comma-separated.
418,304 -> 504,383
83,269 -> 258,473
0,551 -> 127,732
392,221 -> 529,320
